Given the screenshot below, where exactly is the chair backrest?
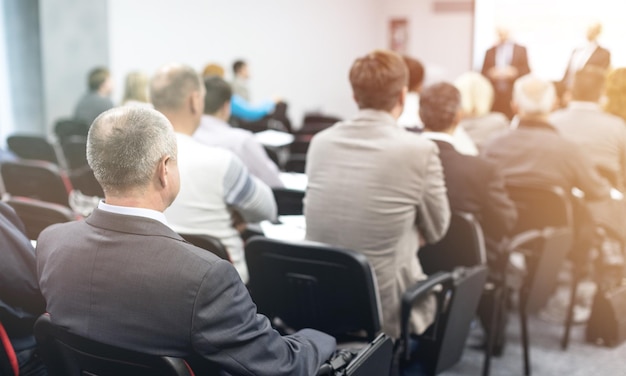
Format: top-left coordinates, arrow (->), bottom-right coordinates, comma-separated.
68,166 -> 104,198
1,160 -> 72,207
34,315 -> 194,376
6,197 -> 77,240
272,187 -> 305,216
245,236 -> 381,341
7,134 -> 60,165
60,136 -> 88,170
505,182 -> 574,234
54,119 -> 89,145
179,233 -> 230,261
0,321 -> 19,376
402,266 -> 488,375
418,211 -> 487,274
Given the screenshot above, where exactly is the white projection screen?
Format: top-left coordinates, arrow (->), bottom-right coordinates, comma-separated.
473,0 -> 626,80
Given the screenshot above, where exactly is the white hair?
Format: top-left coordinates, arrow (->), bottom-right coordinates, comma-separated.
454,72 -> 495,117
513,75 -> 556,115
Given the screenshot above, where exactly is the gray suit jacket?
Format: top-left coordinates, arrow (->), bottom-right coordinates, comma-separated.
304,109 -> 450,339
36,209 -> 335,375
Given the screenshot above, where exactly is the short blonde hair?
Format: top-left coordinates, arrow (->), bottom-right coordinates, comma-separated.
202,63 -> 225,78
513,75 -> 556,115
454,72 -> 494,116
122,71 -> 150,104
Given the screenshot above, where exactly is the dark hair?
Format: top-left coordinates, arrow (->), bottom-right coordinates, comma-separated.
572,66 -> 605,102
419,82 -> 461,132
402,56 -> 425,93
233,60 -> 247,75
88,67 -> 110,91
204,77 -> 232,114
349,50 -> 408,111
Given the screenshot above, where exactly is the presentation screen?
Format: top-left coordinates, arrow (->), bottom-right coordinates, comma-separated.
473,0 -> 625,80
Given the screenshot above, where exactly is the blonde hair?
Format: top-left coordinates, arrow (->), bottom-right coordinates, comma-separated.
454,72 -> 494,117
122,71 -> 150,104
202,63 -> 225,78
605,68 -> 626,122
513,75 -> 556,115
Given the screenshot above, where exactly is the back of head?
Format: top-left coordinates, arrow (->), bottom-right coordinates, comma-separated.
150,64 -> 203,112
402,55 -> 425,93
232,60 -> 246,76
419,82 -> 461,132
454,71 -> 495,116
88,67 -> 110,92
513,75 -> 556,116
87,107 -> 177,195
349,49 -> 408,112
204,77 -> 232,114
122,71 -> 150,104
571,67 -> 605,103
202,63 -> 225,79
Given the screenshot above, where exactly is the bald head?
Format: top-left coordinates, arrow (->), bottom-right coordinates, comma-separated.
512,75 -> 556,116
87,106 -> 177,195
150,64 -> 204,112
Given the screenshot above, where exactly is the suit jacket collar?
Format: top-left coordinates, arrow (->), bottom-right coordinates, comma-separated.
517,118 -> 558,132
85,208 -> 184,241
350,109 -> 397,127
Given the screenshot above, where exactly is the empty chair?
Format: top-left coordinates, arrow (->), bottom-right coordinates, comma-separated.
245,236 -> 382,342
179,233 -> 230,261
34,314 -> 196,376
1,160 -> 72,207
54,118 -> 89,145
6,134 -> 60,165
399,266 -> 488,375
272,188 -> 305,216
6,197 -> 77,240
60,135 -> 88,170
68,166 -> 104,197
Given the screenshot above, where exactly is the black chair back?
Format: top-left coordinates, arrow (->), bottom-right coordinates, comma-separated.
245,236 -> 381,341
34,315 -> 195,376
69,166 -> 104,197
179,233 -> 230,261
272,188 -> 305,216
54,119 -> 89,145
418,211 -> 486,274
1,160 -> 72,207
60,136 -> 88,170
505,183 -> 573,233
7,134 -> 60,165
6,197 -> 77,240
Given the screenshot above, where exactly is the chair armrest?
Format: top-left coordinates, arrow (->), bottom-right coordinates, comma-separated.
400,271 -> 453,360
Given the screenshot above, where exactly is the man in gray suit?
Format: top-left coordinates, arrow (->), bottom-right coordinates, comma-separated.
305,50 -> 450,340
36,106 -> 336,375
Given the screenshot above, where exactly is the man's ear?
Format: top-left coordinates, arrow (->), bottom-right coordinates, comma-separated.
157,155 -> 169,188
190,91 -> 203,115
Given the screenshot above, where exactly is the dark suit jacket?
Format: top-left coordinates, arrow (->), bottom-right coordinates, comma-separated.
481,43 -> 531,118
36,209 -> 335,375
432,140 -> 517,256
561,45 -> 611,86
0,203 -> 46,349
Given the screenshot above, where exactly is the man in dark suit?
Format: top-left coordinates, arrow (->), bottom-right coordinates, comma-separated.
36,106 -> 336,375
558,22 -> 611,103
0,203 -> 47,376
420,82 -> 517,266
481,27 -> 530,119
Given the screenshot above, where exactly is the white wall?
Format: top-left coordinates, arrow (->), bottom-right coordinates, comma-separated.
382,0 -> 474,84
108,0 -> 386,125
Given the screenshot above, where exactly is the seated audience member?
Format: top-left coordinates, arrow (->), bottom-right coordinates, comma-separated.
36,106 -> 335,375
151,64 -> 276,283
604,67 -> 626,123
397,55 -> 425,129
194,77 -> 283,188
0,203 -> 47,376
74,66 -> 114,125
121,71 -> 152,108
454,71 -> 510,151
305,49 -> 450,340
550,67 -> 626,241
483,75 -> 611,262
420,82 -> 517,266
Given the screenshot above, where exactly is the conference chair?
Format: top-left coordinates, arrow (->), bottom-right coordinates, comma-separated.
1,160 -> 73,207
0,321 -> 18,376
6,134 -> 61,165
54,118 -> 89,145
59,135 -> 88,170
179,233 -> 230,261
272,187 -> 305,216
68,166 -> 104,198
245,236 -> 382,342
6,197 -> 77,240
418,212 -> 501,376
34,314 -> 197,376
398,265 -> 488,375
505,182 -> 579,351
